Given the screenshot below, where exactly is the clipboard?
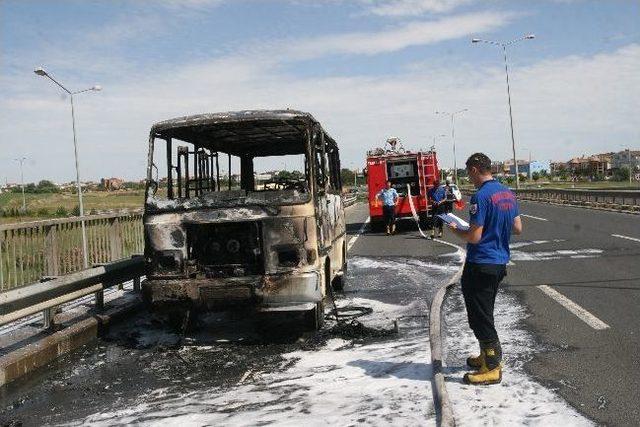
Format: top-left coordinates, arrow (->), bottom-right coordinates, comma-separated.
437,213 -> 470,231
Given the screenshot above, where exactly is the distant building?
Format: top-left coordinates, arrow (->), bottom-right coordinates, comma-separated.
508,160 -> 550,176
491,161 -> 505,175
611,150 -> 640,171
101,177 -> 125,191
550,161 -> 567,175
567,153 -> 614,177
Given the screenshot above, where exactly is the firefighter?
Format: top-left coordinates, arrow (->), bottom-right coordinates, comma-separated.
443,180 -> 454,213
427,180 -> 446,238
447,153 -> 522,385
376,181 -> 399,235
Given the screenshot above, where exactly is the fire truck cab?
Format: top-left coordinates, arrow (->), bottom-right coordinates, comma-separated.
365,138 -> 440,230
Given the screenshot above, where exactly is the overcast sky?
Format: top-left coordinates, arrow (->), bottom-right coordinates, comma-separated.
1,0 -> 638,183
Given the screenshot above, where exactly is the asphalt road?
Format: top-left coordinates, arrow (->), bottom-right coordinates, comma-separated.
0,203 -> 458,425
3,199 -> 635,425
438,199 -> 639,426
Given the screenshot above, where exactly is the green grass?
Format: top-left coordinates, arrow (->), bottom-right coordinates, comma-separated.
0,191 -> 145,225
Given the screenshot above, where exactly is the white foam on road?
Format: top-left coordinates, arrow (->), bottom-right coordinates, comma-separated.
443,289 -> 593,426
350,256 -> 460,273
73,257 -> 448,426
77,304 -> 436,426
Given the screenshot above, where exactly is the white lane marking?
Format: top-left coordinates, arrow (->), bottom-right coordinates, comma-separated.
347,216 -> 370,252
537,285 -> 610,330
521,214 -> 548,221
612,234 -> 640,243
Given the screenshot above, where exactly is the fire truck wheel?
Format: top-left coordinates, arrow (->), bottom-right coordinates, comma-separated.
419,212 -> 430,230
370,219 -> 384,233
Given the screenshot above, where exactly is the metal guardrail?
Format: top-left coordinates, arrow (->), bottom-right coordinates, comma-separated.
0,211 -> 144,291
461,188 -> 640,211
0,256 -> 144,327
514,188 -> 640,211
343,195 -> 358,207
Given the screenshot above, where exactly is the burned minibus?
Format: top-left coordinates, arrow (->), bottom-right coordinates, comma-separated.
142,110 -> 347,329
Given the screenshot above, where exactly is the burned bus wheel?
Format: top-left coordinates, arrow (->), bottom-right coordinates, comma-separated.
305,301 -> 325,331
332,243 -> 347,292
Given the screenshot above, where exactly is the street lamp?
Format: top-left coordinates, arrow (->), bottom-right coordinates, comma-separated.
435,109 -> 468,185
14,157 -> 27,212
472,34 -> 535,190
621,146 -> 634,185
34,67 -> 101,269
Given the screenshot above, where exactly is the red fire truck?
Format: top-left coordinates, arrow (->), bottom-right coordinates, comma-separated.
365,138 -> 440,230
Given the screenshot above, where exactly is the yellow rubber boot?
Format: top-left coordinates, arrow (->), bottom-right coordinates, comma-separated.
466,349 -> 484,369
463,347 -> 502,385
463,360 -> 502,385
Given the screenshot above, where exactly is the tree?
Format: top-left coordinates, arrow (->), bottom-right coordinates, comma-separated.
340,168 -> 355,186
37,180 -> 60,193
558,168 -> 568,181
612,168 -> 630,182
532,172 -> 540,182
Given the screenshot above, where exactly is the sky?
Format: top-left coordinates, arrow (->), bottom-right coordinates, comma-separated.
0,0 -> 639,183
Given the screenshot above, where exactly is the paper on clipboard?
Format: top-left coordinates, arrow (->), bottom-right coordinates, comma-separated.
437,213 -> 470,231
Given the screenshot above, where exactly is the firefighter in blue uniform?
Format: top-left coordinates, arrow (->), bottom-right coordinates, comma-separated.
427,180 -> 446,238
377,181 -> 399,235
448,153 -> 522,385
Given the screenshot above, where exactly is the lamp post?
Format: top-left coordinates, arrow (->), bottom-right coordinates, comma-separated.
621,147 -> 633,185
14,157 -> 27,212
472,34 -> 535,190
34,67 -> 101,269
435,109 -> 468,185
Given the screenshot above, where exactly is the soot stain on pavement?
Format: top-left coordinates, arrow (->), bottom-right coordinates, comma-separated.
0,255 -> 458,426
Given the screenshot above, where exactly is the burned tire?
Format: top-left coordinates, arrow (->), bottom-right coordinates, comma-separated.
305,301 -> 325,331
332,242 -> 347,292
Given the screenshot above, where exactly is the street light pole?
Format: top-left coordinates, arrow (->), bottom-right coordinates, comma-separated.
34,67 -> 101,269
627,148 -> 633,185
472,34 -> 535,190
14,157 -> 27,212
436,110 -> 468,186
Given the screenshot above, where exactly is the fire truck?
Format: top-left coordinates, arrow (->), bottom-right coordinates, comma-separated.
365,138 -> 440,230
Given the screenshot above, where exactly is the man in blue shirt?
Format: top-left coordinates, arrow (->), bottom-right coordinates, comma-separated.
448,153 -> 522,385
377,181 -> 399,235
427,181 -> 447,238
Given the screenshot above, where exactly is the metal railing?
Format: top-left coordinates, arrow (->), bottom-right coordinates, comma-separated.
460,187 -> 640,211
343,195 -> 358,207
0,211 -> 144,291
0,256 -> 144,328
514,188 -> 640,211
